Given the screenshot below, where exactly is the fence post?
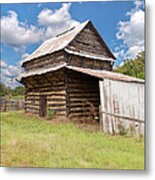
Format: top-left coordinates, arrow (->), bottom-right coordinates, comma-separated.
99,105 -> 103,132
3,96 -> 7,112
15,100 -> 19,111
10,95 -> 12,111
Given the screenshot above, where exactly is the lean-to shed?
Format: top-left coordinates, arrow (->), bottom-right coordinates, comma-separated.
98,72 -> 145,135
18,20 -> 116,121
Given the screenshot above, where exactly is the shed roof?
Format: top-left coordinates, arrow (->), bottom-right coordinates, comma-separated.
22,20 -> 115,65
66,66 -> 145,83
16,63 -> 67,81
17,64 -> 144,84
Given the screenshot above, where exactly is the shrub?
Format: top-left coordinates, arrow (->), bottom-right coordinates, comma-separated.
47,109 -> 55,120
118,123 -> 129,136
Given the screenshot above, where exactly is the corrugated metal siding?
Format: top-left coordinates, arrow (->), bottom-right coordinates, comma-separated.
99,79 -> 144,136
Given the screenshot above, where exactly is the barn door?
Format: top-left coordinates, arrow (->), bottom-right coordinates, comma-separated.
39,95 -> 47,117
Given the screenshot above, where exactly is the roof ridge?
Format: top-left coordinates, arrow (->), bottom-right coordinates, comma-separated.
56,20 -> 90,37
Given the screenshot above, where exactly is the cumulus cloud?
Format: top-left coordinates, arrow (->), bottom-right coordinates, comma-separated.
38,3 -> 79,39
1,3 -> 79,48
0,59 -> 23,88
1,11 -> 41,47
115,0 -> 144,60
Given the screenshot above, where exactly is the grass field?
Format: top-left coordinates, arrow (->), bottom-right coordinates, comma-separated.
11,95 -> 24,100
4,95 -> 24,100
1,111 -> 144,169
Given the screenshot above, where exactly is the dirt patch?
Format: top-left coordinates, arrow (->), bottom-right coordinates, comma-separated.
24,112 -> 100,132
48,116 -> 100,132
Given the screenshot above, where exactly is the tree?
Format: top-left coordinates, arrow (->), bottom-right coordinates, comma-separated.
0,83 -> 25,97
114,51 -> 145,79
0,83 -> 7,96
12,86 -> 25,96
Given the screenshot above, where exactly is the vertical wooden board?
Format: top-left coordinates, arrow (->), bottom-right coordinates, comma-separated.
100,79 -> 144,135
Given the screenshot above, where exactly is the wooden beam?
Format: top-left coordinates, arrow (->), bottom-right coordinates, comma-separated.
100,111 -> 144,123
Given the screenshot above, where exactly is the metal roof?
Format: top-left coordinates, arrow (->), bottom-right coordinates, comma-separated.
22,20 -> 90,64
64,49 -> 115,62
22,20 -> 116,65
16,63 -> 67,82
17,64 -> 144,84
67,66 -> 145,83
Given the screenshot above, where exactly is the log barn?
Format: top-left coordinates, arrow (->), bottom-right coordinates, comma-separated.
17,20 -> 116,121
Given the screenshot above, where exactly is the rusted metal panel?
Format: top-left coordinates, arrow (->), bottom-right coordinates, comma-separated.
99,79 -> 144,136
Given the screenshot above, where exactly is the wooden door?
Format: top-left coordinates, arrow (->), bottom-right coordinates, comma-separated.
39,95 -> 47,117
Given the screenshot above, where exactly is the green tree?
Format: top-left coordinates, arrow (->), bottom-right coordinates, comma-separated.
0,83 -> 25,97
0,83 -> 7,96
114,51 -> 145,79
12,86 -> 25,96
0,83 -> 12,96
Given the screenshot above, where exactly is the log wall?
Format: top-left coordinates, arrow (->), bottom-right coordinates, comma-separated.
23,51 -> 112,72
65,69 -> 100,121
24,68 -> 100,121
67,23 -> 113,59
25,69 -> 67,116
67,54 -> 112,70
23,51 -> 65,71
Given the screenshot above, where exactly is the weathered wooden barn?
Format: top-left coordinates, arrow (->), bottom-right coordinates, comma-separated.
17,20 -> 145,135
18,20 -> 115,120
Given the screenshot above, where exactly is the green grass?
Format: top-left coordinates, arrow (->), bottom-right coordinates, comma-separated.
0,95 -> 24,100
1,111 -> 144,169
11,95 -> 24,100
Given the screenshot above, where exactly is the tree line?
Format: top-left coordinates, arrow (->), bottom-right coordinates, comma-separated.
0,83 -> 25,97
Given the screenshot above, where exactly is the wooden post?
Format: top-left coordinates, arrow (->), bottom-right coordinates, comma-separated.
3,96 -> 7,112
99,81 -> 105,132
99,105 -> 103,132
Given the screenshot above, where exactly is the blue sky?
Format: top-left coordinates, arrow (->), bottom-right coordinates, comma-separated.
0,0 -> 144,88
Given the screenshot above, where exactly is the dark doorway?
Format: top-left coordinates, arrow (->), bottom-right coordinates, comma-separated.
39,95 -> 47,117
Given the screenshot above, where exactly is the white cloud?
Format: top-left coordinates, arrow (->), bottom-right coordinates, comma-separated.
38,3 -> 72,25
114,49 -> 124,59
134,0 -> 144,10
0,59 -> 23,88
115,0 -> 144,60
0,60 -> 8,68
1,11 -> 41,47
38,3 -> 79,39
21,53 -> 30,60
1,3 -> 79,48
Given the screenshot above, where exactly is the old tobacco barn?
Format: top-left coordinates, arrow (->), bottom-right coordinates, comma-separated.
18,20 -> 144,133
